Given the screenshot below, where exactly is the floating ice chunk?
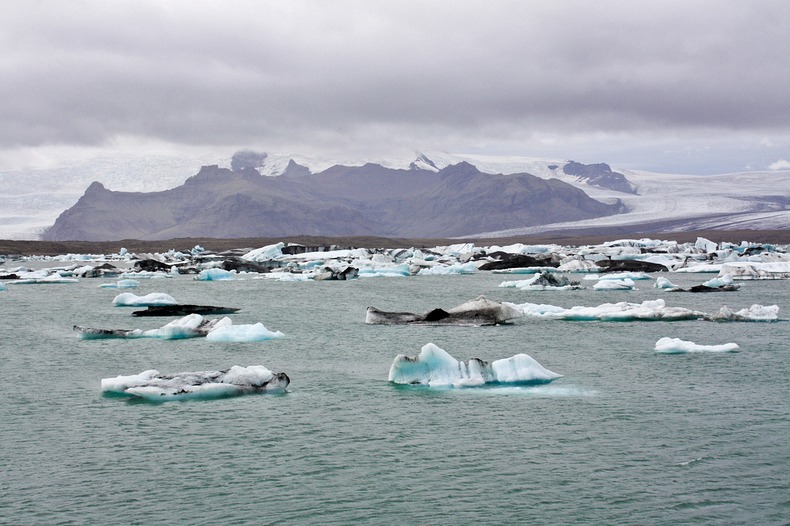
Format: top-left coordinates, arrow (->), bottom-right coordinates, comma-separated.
585,272 -> 651,281
507,298 -> 705,321
709,304 -> 779,322
113,292 -> 178,307
654,276 -> 680,289
702,274 -> 739,289
206,323 -> 285,342
388,343 -> 562,387
256,272 -> 311,282
498,272 -> 581,290
242,242 -> 285,262
358,264 -> 411,278
718,262 -> 790,280
101,365 -> 290,401
655,337 -> 740,353
196,268 -> 235,281
593,278 -> 635,290
416,262 -> 477,275
74,314 -> 229,340
0,282 -> 6,291
98,279 -> 140,289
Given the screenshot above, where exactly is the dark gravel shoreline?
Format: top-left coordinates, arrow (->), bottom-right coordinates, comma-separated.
2,229 -> 789,257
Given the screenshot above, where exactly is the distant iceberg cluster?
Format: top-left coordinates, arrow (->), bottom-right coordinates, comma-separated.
388,343 -> 562,387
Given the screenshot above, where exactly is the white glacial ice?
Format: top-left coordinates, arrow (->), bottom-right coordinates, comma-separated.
654,276 -> 680,289
101,365 -> 290,401
388,343 -> 562,387
593,278 -> 636,290
113,292 -> 178,306
506,298 -> 705,321
655,337 -> 740,353
205,323 -> 285,342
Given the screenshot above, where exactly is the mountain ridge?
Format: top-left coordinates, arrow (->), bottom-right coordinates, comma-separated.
43,161 -> 623,241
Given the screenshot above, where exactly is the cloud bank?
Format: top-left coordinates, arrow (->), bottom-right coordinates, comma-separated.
2,0 -> 789,173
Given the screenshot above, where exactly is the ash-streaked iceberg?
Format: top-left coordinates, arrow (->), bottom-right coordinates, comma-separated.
366,296 -> 523,326
75,313 -> 230,340
101,365 -> 290,401
506,298 -> 705,321
388,343 -> 562,387
113,292 -> 178,307
499,271 -> 581,290
654,337 -> 740,353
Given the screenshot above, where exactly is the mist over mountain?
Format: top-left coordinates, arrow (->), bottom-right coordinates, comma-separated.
42,160 -> 623,241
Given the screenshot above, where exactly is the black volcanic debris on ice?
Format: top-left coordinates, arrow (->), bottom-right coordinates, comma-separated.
43,161 -> 624,242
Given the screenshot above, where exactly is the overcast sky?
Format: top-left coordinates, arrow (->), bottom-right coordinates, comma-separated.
2,0 -> 789,174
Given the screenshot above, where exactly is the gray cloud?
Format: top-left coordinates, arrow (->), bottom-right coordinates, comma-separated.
2,0 -> 789,172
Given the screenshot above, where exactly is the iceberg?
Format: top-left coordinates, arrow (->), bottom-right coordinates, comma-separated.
195,268 -> 236,281
366,296 -> 523,326
654,276 -> 680,290
101,365 -> 290,401
506,298 -> 705,321
655,337 -> 740,353
416,262 -> 477,275
74,314 -> 230,340
98,279 -> 140,289
593,278 -> 636,290
718,262 -> 790,280
388,343 -> 562,387
205,323 -> 285,342
709,304 -> 780,322
498,271 -> 581,290
113,292 -> 178,307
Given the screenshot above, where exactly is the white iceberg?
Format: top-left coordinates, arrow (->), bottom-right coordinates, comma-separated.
101,365 -> 290,401
75,314 -> 230,340
195,268 -> 235,281
702,274 -> 739,289
718,262 -> 790,280
113,292 -> 178,307
593,278 -> 636,290
655,337 -> 740,353
654,276 -> 680,290
416,262 -> 477,275
98,279 -> 140,289
205,323 -> 285,342
710,304 -> 779,322
506,298 -> 706,321
388,343 -> 562,387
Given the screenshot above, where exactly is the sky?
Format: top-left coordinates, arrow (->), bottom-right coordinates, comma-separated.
2,0 -> 790,175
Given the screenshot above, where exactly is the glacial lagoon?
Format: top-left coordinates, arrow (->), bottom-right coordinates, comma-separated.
1,251 -> 788,525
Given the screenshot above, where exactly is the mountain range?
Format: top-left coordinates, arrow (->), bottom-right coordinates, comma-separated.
42,160 -> 624,241
4,150 -> 790,241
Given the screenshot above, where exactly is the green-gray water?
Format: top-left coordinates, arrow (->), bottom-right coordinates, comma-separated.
1,271 -> 788,524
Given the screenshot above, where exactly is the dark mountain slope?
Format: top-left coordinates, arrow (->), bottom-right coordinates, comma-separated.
43,163 -> 624,241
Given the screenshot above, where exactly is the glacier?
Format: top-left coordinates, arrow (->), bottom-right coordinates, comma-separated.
101,365 -> 290,401
655,337 -> 740,354
388,343 -> 562,387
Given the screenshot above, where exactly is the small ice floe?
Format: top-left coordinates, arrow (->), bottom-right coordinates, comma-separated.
388,343 -> 562,387
101,365 -> 290,401
585,271 -> 652,281
506,298 -> 705,321
593,278 -> 636,290
113,292 -> 178,307
205,323 -> 285,342
98,279 -> 140,289
416,262 -> 477,275
654,276 -> 681,290
655,337 -> 740,354
75,314 -> 229,340
498,271 -> 581,290
709,304 -> 779,322
195,268 -> 236,281
75,314 -> 284,341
